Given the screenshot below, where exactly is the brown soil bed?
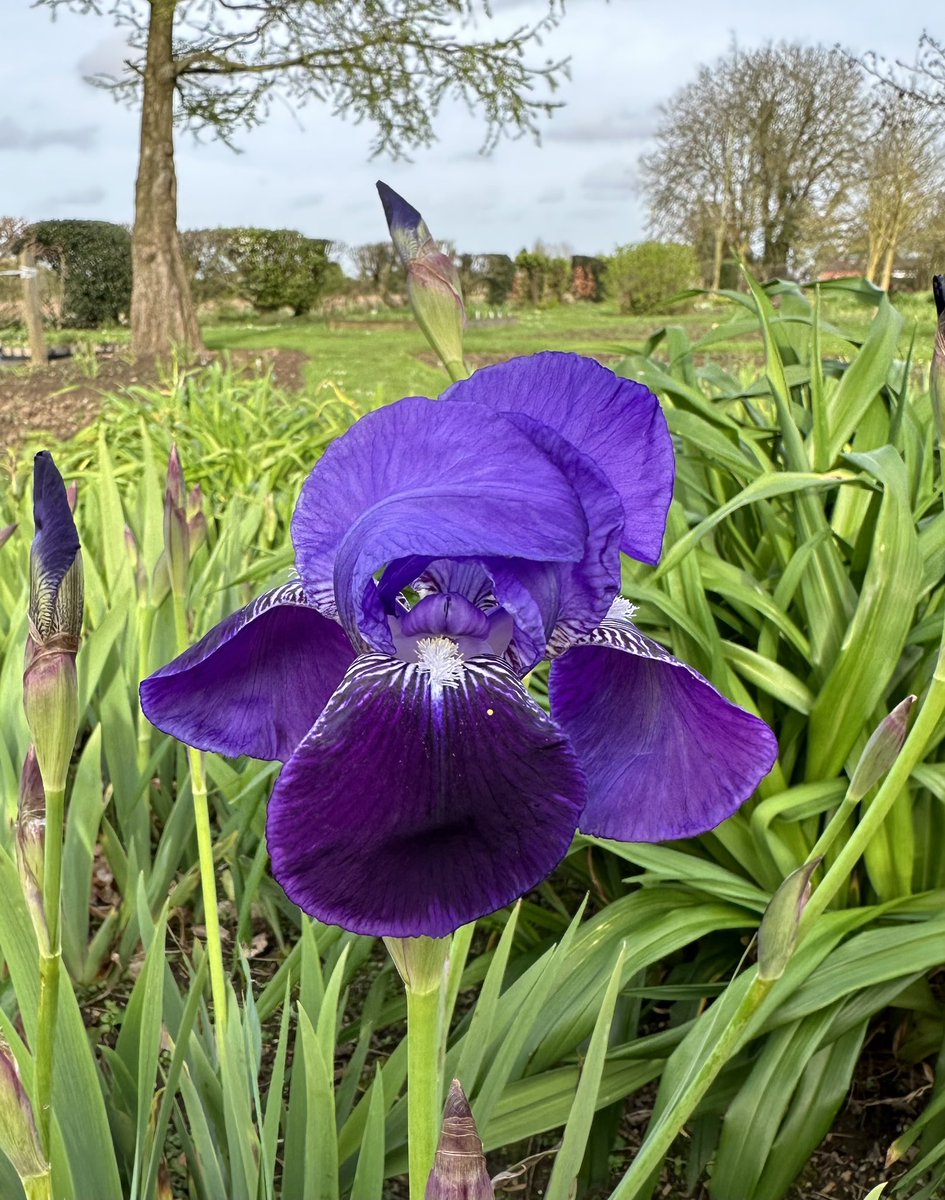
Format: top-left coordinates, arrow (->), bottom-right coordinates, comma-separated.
0,346 -> 310,458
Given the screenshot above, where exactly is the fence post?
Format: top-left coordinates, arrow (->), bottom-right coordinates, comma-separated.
19,245 -> 47,367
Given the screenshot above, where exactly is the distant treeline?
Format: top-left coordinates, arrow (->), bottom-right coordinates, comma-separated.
0,218 -> 710,327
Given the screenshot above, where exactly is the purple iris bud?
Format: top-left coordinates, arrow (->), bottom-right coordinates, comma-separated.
141,352 -> 778,938
377,181 -> 466,379
24,452 -> 83,793
16,746 -> 47,948
163,444 -> 190,598
28,452 -> 81,645
0,1034 -> 46,1186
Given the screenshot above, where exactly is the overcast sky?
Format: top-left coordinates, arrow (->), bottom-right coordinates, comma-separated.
1,1 -> 940,259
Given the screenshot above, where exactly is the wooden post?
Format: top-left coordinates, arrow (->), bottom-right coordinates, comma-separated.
19,245 -> 46,367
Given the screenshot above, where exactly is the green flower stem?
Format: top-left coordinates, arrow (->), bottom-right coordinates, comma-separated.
172,593 -> 228,1042
444,358 -> 470,383
135,603 -> 155,774
805,791 -> 858,866
35,783 -> 64,1156
610,973 -> 774,1199
23,1172 -> 52,1200
406,981 -> 443,1200
801,649 -> 945,930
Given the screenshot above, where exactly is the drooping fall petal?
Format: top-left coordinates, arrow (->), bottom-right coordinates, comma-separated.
267,649 -> 586,937
550,606 -> 777,840
141,583 -> 356,762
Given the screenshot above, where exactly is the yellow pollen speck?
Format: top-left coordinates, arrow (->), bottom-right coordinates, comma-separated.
486,708 -> 494,716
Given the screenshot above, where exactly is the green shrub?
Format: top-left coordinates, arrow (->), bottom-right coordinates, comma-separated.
514,248 -> 551,304
481,253 -> 516,306
604,240 -> 698,313
545,256 -> 572,302
183,227 -> 333,314
25,219 -> 132,327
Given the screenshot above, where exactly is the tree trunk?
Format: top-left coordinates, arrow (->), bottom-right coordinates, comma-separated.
865,238 -> 883,284
879,243 -> 897,293
131,0 -> 203,357
711,223 -> 724,292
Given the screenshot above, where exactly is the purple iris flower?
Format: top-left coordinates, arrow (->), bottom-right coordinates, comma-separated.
140,352 -> 777,938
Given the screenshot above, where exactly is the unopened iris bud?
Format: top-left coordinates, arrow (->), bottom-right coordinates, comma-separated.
0,523 -> 16,551
384,935 -> 451,996
0,1035 -> 47,1188
125,526 -> 148,599
186,484 -> 208,556
65,481 -> 78,514
377,181 -> 466,380
848,695 -> 916,803
932,276 -> 945,446
163,445 -> 190,598
16,747 -> 47,948
757,859 -> 820,981
23,452 -> 82,794
425,1079 -> 493,1199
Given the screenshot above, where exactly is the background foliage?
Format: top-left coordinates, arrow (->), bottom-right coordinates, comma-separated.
604,241 -> 699,314
23,219 -> 133,328
183,228 -> 335,314
1,281 -> 945,1198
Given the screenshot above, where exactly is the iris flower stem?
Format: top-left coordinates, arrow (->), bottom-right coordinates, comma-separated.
801,645 -> 945,930
444,358 -> 470,383
610,973 -> 774,1199
36,783 -> 65,1157
171,593 -> 228,1043
23,1173 -> 52,1200
804,791 -> 859,868
135,604 -> 155,774
406,982 -> 443,1200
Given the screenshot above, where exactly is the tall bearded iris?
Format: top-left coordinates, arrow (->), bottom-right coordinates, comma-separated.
141,353 -> 777,937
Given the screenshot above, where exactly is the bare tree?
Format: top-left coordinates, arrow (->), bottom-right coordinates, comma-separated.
855,91 -> 945,289
350,242 -> 405,302
642,43 -> 869,282
0,217 -> 28,257
37,1 -> 568,356
864,32 -> 945,111
641,54 -> 756,289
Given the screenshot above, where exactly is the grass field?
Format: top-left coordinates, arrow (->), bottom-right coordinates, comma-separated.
199,289 -> 939,405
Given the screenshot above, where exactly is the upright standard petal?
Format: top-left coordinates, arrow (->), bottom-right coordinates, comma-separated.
141,584 -> 356,762
442,352 -> 674,565
373,411 -> 625,671
291,397 -> 589,650
550,606 -> 777,841
267,647 -> 587,937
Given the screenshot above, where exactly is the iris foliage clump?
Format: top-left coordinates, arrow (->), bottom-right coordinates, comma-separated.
0,253 -> 944,1200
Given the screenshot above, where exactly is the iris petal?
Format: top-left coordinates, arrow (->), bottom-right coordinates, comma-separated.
490,409 -> 624,658
140,584 -> 357,762
267,649 -> 587,937
549,609 -> 778,840
442,352 -> 674,564
291,397 -> 590,650
383,414 -> 624,671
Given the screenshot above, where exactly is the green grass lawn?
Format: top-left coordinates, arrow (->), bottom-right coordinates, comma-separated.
203,290 -> 939,406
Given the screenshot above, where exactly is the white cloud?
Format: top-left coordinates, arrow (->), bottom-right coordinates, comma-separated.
1,0 -> 941,255
0,117 -> 98,152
